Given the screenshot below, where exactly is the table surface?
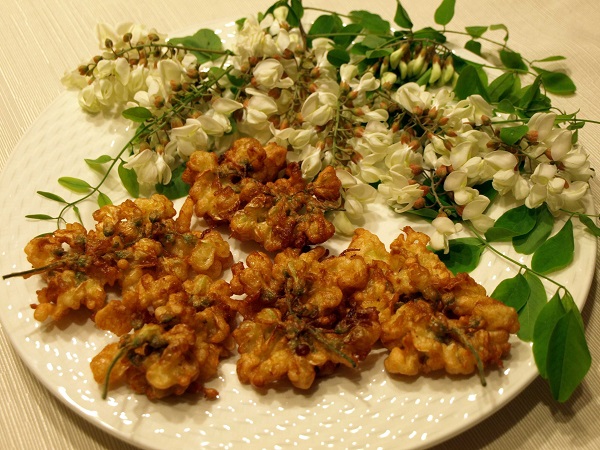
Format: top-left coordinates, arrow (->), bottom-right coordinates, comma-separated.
1,1 -> 599,449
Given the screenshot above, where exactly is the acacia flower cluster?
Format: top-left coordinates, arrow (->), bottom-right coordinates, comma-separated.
60,5 -> 593,254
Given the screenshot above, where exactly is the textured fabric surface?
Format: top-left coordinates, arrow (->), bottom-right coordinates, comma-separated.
0,1 -> 598,449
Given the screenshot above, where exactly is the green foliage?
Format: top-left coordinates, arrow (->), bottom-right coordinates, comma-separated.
531,219 -> 574,274
485,204 -> 537,242
434,0 -> 456,26
122,107 -> 153,123
168,29 -> 224,64
513,205 -> 554,254
58,177 -> 92,193
118,161 -> 140,198
435,238 -> 485,274
84,155 -> 113,172
491,273 -> 530,311
499,124 -> 528,145
393,1 -> 413,29
348,10 -> 391,34
517,272 -> 547,341
454,65 -> 490,101
154,164 -> 190,200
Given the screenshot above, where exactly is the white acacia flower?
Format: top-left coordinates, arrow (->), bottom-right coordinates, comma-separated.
430,217 -> 463,254
253,58 -> 294,89
234,15 -> 278,60
123,149 -> 171,184
167,118 -> 209,158
378,171 -> 423,213
301,91 -> 338,126
212,97 -> 243,115
393,82 -> 432,112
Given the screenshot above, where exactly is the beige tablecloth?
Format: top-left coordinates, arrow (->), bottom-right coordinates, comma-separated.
1,1 -> 599,449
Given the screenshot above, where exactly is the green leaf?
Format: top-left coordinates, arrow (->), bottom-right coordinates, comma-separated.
334,23 -> 363,48
122,107 -> 153,123
499,49 -> 528,72
578,214 -> 600,237
404,208 -> 438,220
169,29 -> 224,63
37,191 -> 67,203
58,177 -> 92,193
365,48 -> 393,59
495,99 -> 516,114
97,192 -> 112,208
531,219 -> 574,274
518,76 -> 549,115
491,273 -> 530,312
84,154 -> 113,172
434,0 -> 456,26
435,238 -> 485,274
488,72 -> 517,103
546,309 -> 591,402
349,10 -> 390,35
518,272 -> 548,341
490,23 -> 509,43
454,64 -> 490,101
533,67 -> 577,95
290,0 -> 304,22
485,204 -> 537,242
464,39 -> 482,56
513,204 -> 554,254
412,27 -> 446,43
393,1 -> 413,29
118,161 -> 140,198
533,292 -> 565,378
361,35 -> 388,49
327,48 -> 351,67
307,14 -> 343,45
73,205 -> 83,225
465,25 -> 488,38
533,55 -> 566,63
499,124 -> 529,145
26,214 -> 55,221
154,164 -> 190,200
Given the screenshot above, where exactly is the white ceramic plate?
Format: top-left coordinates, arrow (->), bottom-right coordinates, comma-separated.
0,23 -> 596,450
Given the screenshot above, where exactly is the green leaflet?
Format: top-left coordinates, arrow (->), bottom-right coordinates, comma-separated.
485,204 -> 537,242
465,25 -> 488,38
348,10 -> 390,35
499,49 -> 527,72
491,273 -> 530,311
122,107 -> 153,123
546,306 -> 591,402
118,161 -> 140,198
434,0 -> 456,26
168,29 -> 224,64
533,66 -> 576,95
488,72 -> 517,103
58,177 -> 92,193
435,238 -> 485,274
513,204 -> 554,254
464,39 -> 482,56
578,214 -> 600,237
26,214 -> 54,221
454,65 -> 490,101
327,48 -> 351,67
97,192 -> 113,208
532,292 -> 565,378
155,164 -> 190,200
499,124 -> 528,145
517,272 -> 547,342
37,191 -> 67,203
531,219 -> 574,274
393,1 -> 413,29
84,155 -> 113,172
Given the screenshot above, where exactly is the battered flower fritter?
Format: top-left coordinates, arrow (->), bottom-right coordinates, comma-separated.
20,187 -> 519,399
346,227 -> 520,378
228,227 -> 518,389
183,137 -> 342,251
230,246 -> 381,389
24,194 -> 236,399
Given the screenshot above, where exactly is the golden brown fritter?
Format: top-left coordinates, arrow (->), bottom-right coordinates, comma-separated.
230,246 -> 381,390
183,137 -> 342,251
346,227 -> 520,379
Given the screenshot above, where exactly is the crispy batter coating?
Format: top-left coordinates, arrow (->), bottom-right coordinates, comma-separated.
184,138 -> 341,251
231,246 -> 381,390
346,227 -> 520,378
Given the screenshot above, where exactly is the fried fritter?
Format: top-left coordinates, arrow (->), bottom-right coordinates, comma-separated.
183,137 -> 342,251
231,246 -> 381,390
346,227 -> 520,379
